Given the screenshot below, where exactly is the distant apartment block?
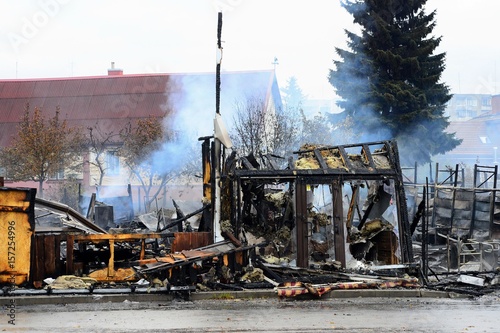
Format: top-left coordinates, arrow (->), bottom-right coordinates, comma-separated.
445,94 -> 492,121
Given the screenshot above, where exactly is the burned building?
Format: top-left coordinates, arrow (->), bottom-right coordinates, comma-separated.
202,138 -> 414,271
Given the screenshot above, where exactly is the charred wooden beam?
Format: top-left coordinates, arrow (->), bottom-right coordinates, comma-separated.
85,193 -> 96,220
313,149 -> 329,170
240,157 -> 256,170
221,230 -> 242,247
159,205 -> 210,232
254,256 -> 284,283
172,200 -> 185,232
337,146 -> 354,170
410,199 -> 425,235
346,185 -> 359,231
361,144 -> 376,168
358,201 -> 374,230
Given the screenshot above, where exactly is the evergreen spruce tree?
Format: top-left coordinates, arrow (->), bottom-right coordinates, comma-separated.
329,0 -> 461,165
281,76 -> 307,110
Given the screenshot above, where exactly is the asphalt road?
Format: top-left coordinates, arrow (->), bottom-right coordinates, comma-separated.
2,293 -> 500,332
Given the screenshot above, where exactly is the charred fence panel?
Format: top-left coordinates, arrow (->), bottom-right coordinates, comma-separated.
171,232 -> 212,252
431,187 -> 498,240
32,233 -> 62,288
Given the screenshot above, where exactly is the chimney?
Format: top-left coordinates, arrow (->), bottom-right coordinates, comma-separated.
108,62 -> 123,76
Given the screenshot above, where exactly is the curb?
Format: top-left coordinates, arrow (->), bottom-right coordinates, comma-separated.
1,289 -> 465,306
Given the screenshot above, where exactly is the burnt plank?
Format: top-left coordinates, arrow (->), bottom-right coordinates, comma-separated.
43,234 -> 56,277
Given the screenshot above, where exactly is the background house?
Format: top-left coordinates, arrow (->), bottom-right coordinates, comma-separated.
444,94 -> 492,121
435,94 -> 500,167
0,68 -> 282,215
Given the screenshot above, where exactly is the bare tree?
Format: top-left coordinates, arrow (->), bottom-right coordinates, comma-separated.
86,122 -> 121,186
230,97 -> 300,161
0,104 -> 83,197
120,115 -> 172,212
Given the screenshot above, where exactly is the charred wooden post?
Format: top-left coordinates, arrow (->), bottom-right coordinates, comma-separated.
127,184 -> 134,221
422,180 -> 429,280
172,200 -> 184,232
392,142 -> 413,263
198,136 -> 213,233
295,179 -> 309,268
332,180 -> 346,267
410,199 -> 426,235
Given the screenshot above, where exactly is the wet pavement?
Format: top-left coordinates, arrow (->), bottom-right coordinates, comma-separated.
3,292 -> 500,332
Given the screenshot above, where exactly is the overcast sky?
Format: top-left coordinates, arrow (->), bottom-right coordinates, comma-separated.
0,0 -> 499,100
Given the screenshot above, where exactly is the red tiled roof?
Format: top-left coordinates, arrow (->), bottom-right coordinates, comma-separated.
446,117 -> 500,157
0,70 -> 280,147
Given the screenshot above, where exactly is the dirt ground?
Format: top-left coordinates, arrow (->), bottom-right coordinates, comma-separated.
2,292 -> 500,332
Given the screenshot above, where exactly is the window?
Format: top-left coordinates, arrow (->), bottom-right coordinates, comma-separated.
455,98 -> 466,106
49,168 -> 64,180
106,150 -> 120,175
467,110 -> 477,118
467,99 -> 477,107
482,97 -> 491,107
479,136 -> 491,144
456,109 -> 467,118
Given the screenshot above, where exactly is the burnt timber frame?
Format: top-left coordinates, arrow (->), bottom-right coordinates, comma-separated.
231,140 -> 413,268
66,233 -> 171,279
